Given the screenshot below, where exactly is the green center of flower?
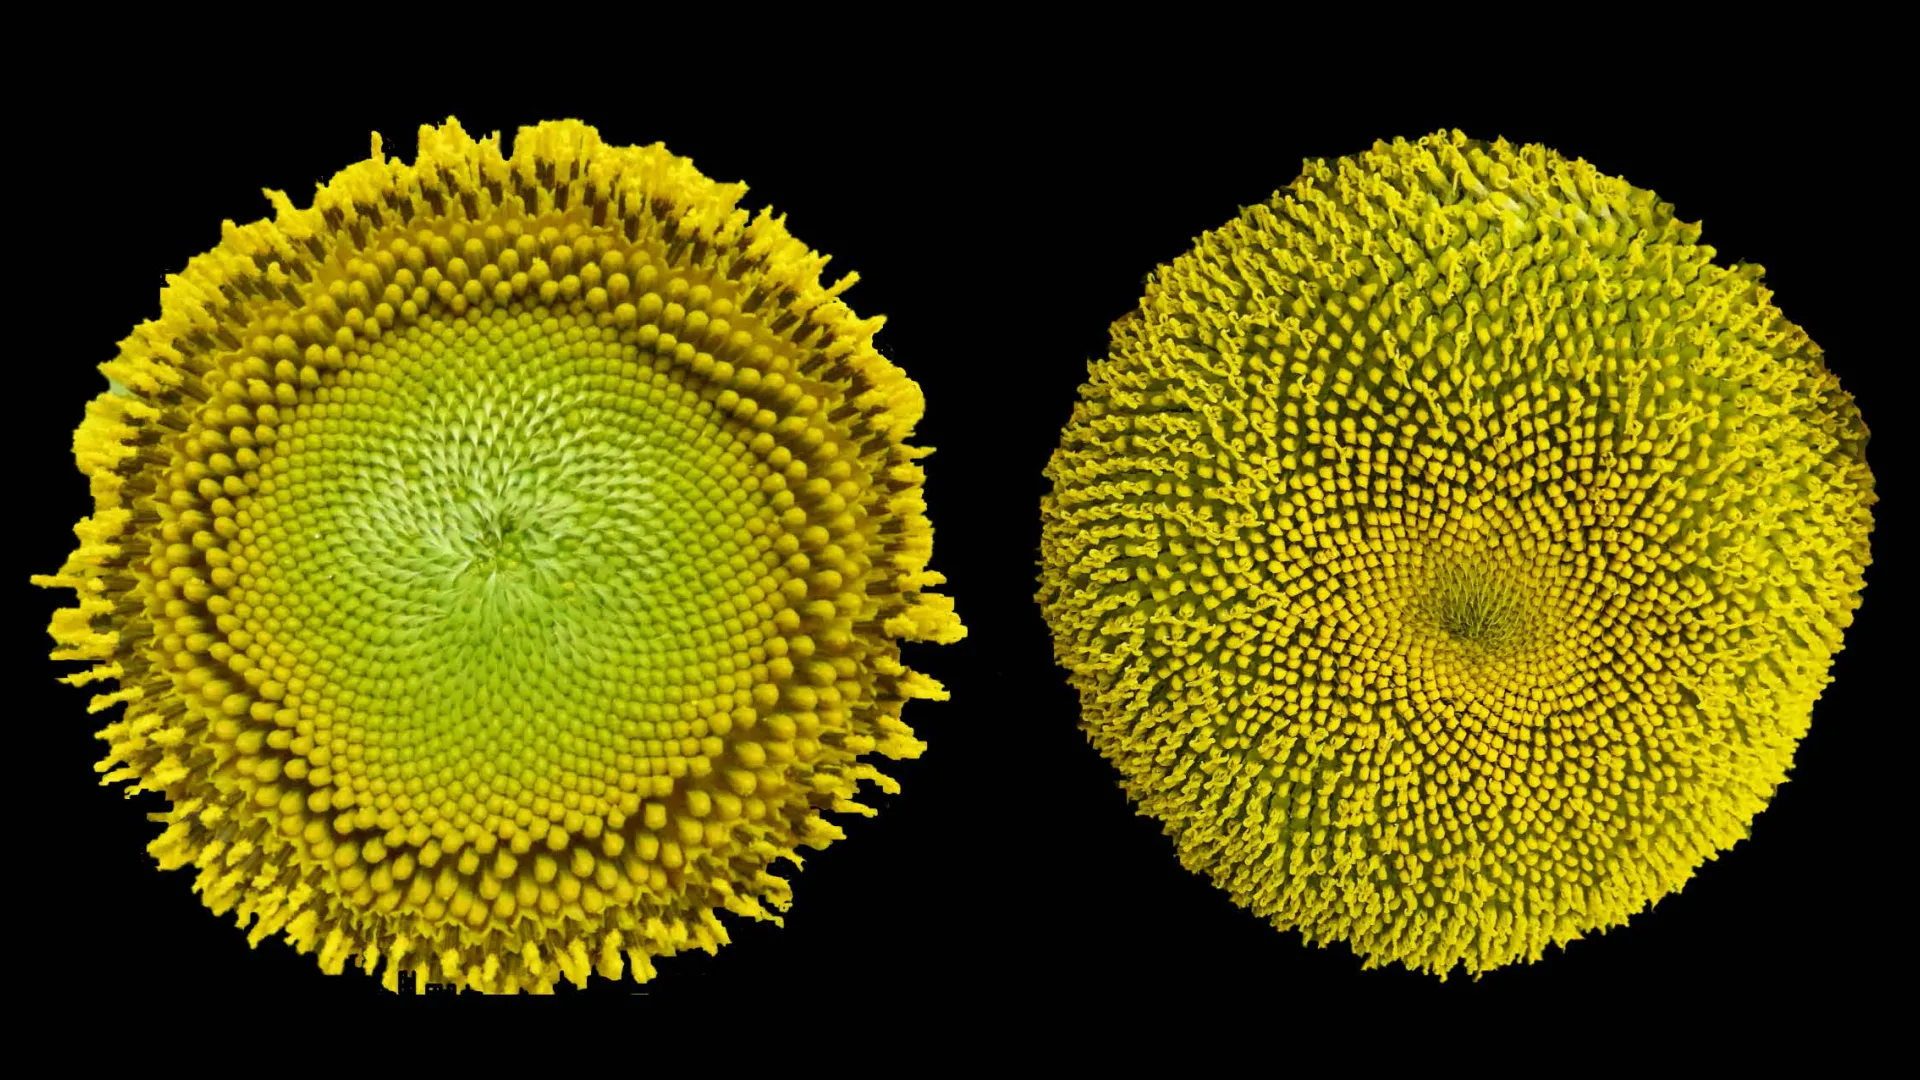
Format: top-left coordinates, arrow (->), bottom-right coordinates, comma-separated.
259,302 -> 763,770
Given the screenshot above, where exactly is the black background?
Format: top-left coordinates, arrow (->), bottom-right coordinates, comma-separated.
20,71 -> 1903,1030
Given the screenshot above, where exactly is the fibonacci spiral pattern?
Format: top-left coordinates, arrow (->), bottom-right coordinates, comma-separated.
38,118 -> 963,992
1038,130 -> 1873,976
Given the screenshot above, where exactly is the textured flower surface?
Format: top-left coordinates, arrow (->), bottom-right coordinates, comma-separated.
1037,130 -> 1874,977
38,118 -> 963,993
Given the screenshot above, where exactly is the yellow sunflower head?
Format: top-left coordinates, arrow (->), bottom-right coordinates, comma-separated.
36,117 -> 963,993
1037,129 -> 1874,977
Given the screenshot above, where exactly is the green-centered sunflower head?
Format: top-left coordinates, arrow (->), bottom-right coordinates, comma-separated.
1037,129 -> 1874,978
36,117 -> 963,993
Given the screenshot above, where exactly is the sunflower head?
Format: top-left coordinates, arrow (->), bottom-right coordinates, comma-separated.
1038,129 -> 1874,977
37,117 -> 962,993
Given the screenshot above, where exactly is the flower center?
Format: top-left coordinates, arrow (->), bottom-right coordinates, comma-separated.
1430,558 -> 1528,650
1415,511 -> 1542,659
462,508 -> 529,573
257,302 -> 754,758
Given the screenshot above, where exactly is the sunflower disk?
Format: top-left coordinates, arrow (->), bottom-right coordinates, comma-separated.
38,118 -> 963,993
1038,130 -> 1874,977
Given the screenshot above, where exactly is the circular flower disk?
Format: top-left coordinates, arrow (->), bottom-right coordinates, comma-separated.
1038,130 -> 1874,977
38,118 -> 964,993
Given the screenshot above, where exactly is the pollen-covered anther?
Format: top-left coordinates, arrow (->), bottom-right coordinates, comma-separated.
1037,129 -> 1874,978
37,117 -> 962,993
